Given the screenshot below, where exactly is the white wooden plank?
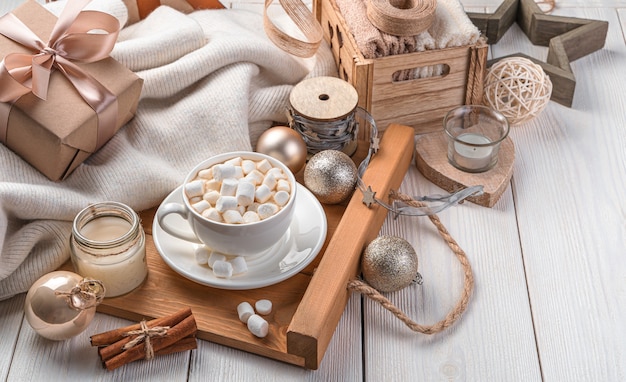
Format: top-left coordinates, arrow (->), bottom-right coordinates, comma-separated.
362,163 -> 541,380
0,294 -> 26,381
7,310 -> 191,381
493,6 -> 626,381
188,293 -> 363,380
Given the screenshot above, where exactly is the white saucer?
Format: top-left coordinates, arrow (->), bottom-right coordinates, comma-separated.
152,183 -> 327,290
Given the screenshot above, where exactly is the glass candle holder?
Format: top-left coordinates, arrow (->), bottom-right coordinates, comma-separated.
444,105 -> 510,173
70,202 -> 147,298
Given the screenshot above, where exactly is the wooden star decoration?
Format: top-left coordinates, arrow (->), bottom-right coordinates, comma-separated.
467,0 -> 608,107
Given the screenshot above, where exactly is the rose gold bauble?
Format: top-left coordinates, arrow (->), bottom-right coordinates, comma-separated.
24,271 -> 104,341
256,126 -> 308,174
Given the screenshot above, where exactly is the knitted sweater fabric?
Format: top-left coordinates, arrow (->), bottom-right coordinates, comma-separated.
0,1 -> 337,299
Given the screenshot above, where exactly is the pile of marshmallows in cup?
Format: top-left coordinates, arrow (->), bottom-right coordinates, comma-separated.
184,155 -> 291,224
157,152 -> 297,279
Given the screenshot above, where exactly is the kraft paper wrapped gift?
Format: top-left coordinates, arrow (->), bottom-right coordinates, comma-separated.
0,0 -> 143,181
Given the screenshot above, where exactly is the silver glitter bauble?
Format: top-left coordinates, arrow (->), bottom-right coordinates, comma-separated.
303,150 -> 357,204
362,236 -> 419,292
24,271 -> 105,340
256,126 -> 308,174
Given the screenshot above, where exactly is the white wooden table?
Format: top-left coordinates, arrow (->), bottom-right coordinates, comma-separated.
2,0 -> 625,380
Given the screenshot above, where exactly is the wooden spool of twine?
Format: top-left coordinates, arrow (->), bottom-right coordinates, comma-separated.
366,0 -> 437,36
348,191 -> 474,334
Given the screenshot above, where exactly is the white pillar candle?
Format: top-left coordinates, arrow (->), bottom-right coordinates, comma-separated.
452,133 -> 494,171
70,202 -> 148,298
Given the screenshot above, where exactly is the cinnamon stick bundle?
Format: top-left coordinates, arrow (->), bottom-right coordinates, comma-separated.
90,308 -> 198,371
91,307 -> 192,346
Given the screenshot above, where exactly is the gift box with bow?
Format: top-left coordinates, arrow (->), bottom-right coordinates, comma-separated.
0,0 -> 143,181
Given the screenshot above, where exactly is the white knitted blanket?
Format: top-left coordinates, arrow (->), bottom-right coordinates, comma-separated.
0,0 -> 337,299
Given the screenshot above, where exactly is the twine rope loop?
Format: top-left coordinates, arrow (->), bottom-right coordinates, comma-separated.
349,190 -> 474,334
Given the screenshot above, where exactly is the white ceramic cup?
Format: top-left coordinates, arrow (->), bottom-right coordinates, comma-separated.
157,151 -> 297,256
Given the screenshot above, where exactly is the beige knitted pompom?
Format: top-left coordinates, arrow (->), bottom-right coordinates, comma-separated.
483,57 -> 552,125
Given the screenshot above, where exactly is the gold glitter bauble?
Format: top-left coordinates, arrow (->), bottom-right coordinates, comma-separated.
256,126 -> 308,174
303,150 -> 357,204
362,236 -> 419,292
24,271 -> 103,340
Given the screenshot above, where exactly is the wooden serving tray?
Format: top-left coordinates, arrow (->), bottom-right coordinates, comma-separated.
62,124 -> 414,369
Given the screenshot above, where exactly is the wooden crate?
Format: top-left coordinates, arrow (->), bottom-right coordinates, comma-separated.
314,0 -> 488,134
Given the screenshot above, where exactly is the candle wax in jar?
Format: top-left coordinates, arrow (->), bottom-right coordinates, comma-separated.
81,216 -> 131,241
73,216 -> 147,298
453,133 -> 493,171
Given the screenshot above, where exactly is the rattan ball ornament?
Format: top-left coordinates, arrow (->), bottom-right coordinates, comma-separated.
483,57 -> 553,125
362,236 -> 419,293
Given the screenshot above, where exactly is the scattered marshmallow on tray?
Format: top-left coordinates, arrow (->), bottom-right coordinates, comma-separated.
255,299 -> 272,315
185,156 -> 292,224
237,302 -> 255,323
247,314 -> 269,338
236,299 -> 274,337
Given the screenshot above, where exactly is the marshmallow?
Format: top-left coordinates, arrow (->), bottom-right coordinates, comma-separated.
256,159 -> 272,174
203,190 -> 220,205
237,302 -> 255,323
244,170 -> 264,186
255,184 -> 272,203
194,246 -> 210,265
225,156 -> 242,166
192,200 -> 211,214
233,166 -> 244,179
198,168 -> 213,179
208,251 -> 227,268
276,179 -> 291,193
230,256 -> 248,275
273,190 -> 290,207
220,178 -> 238,196
212,163 -> 236,182
261,173 -> 277,190
266,167 -> 287,180
241,160 -> 256,175
184,179 -> 204,198
204,179 -> 221,192
242,211 -> 260,223
255,299 -> 272,315
236,181 -> 255,206
202,207 -> 223,222
223,209 -> 243,224
257,203 -> 279,220
212,260 -> 233,278
189,196 -> 202,204
247,314 -> 269,338
216,196 -> 238,212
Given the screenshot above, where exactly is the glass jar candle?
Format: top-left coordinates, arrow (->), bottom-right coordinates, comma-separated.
70,202 -> 148,298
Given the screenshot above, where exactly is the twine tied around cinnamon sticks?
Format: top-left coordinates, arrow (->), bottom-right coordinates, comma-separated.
122,320 -> 170,360
348,190 -> 474,335
90,308 -> 198,370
